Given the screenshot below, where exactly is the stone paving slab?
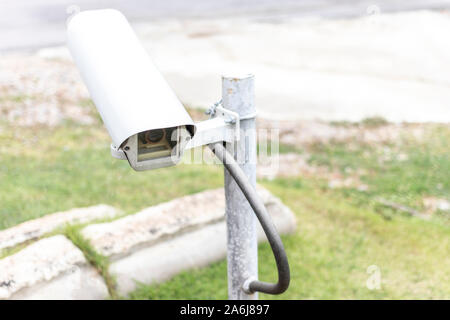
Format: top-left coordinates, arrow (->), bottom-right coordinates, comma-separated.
111,222 -> 227,295
0,187 -> 295,299
82,189 -> 226,258
10,265 -> 108,300
0,204 -> 120,251
82,187 -> 289,259
81,187 -> 296,295
0,235 -> 108,299
112,208 -> 296,296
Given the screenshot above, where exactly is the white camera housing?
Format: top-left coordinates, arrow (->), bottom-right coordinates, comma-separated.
67,9 -> 195,171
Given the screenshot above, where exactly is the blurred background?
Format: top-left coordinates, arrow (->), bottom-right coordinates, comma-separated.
2,0 -> 450,121
0,1 -> 449,300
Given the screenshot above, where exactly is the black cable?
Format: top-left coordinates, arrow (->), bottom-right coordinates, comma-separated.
209,142 -> 290,295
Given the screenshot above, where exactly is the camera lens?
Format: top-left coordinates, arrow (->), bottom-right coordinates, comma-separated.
146,129 -> 165,143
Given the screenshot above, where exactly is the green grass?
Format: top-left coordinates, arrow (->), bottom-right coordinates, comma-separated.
63,224 -> 118,298
0,120 -> 448,299
307,124 -> 449,212
0,124 -> 223,230
330,116 -> 389,128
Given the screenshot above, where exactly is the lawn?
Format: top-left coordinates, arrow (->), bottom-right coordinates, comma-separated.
0,118 -> 448,299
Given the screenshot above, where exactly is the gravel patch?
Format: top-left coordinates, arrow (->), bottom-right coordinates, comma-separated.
0,54 -> 93,126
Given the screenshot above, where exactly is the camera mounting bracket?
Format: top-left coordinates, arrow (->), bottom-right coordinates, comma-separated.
110,102 -> 240,160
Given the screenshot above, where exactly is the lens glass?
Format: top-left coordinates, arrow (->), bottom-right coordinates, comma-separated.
146,129 -> 164,143
137,129 -> 172,161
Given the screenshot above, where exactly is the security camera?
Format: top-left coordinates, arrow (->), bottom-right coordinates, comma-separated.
67,9 -> 195,171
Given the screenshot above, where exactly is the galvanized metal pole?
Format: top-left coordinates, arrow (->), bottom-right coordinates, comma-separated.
222,74 -> 258,300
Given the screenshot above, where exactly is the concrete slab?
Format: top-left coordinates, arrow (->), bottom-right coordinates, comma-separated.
111,203 -> 296,296
81,187 -> 296,295
0,235 -> 108,299
82,189 -> 226,258
0,204 -> 120,251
